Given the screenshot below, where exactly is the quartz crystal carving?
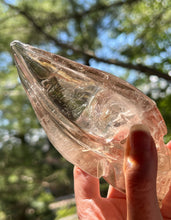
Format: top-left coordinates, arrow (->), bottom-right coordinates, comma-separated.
10,40 -> 171,202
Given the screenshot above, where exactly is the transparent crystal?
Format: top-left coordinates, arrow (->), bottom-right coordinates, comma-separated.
10,40 -> 171,202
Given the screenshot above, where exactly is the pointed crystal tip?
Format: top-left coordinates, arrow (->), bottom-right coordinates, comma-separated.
10,40 -> 23,48
10,40 -> 27,54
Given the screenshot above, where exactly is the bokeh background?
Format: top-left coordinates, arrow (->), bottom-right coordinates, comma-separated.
0,0 -> 171,219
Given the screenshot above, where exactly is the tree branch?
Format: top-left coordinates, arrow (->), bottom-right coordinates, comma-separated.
49,0 -> 138,23
5,1 -> 171,81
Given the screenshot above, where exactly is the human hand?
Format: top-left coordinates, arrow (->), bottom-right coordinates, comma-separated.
74,124 -> 171,220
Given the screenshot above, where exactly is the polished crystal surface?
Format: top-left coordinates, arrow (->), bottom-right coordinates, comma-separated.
11,40 -> 171,202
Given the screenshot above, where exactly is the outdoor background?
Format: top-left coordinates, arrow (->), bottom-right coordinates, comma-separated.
0,0 -> 171,219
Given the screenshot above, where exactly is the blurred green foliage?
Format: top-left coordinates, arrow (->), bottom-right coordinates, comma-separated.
0,0 -> 171,219
55,206 -> 76,219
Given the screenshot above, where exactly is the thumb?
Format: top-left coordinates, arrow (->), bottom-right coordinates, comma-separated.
124,124 -> 162,220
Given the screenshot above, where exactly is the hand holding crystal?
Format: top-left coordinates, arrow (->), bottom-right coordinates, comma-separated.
74,125 -> 171,220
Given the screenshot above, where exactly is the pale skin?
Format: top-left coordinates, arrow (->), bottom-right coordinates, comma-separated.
74,125 -> 171,220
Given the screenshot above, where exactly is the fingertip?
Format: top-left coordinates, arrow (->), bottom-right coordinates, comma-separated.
74,166 -> 100,199
124,124 -> 161,219
74,166 -> 83,176
166,141 -> 171,150
124,124 -> 157,179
